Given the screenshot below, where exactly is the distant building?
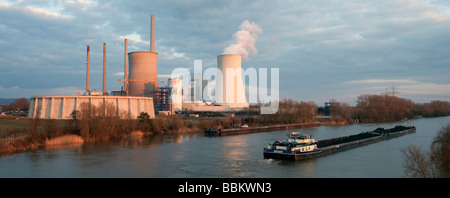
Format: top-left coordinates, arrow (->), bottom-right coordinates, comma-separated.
184,73 -> 212,102
324,101 -> 340,116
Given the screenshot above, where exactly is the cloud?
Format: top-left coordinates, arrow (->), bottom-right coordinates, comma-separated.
24,5 -> 72,20
342,79 -> 419,84
157,74 -> 176,78
158,46 -> 189,61
399,82 -> 450,96
113,72 -> 124,76
0,86 -> 79,98
0,0 -> 449,105
337,78 -> 450,104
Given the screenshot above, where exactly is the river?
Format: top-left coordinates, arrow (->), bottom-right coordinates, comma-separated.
1,116 -> 449,178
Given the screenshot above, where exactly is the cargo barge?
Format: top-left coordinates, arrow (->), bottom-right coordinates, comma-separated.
217,122 -> 321,136
263,125 -> 416,161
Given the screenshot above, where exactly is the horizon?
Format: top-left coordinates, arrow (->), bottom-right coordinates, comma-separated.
1,93 -> 447,108
1,0 -> 450,106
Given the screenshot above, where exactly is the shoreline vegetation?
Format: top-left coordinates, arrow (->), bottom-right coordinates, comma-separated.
1,94 -> 450,156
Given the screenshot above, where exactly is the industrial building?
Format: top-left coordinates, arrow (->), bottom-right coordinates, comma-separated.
153,87 -> 172,114
168,77 -> 183,112
168,54 -> 251,114
29,15 -> 160,119
28,96 -> 155,119
28,14 -> 252,119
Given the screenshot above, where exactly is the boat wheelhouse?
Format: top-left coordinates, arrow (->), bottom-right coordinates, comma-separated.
266,132 -> 319,153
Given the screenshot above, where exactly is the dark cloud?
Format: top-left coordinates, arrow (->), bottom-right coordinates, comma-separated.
1,0 -> 449,104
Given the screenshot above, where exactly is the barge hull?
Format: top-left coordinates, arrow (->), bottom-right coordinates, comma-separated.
264,127 -> 416,161
220,122 -> 321,136
263,149 -> 323,160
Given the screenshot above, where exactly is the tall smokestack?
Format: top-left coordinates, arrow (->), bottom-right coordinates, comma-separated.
86,45 -> 90,92
151,15 -> 155,52
124,39 -> 128,95
103,43 -> 107,95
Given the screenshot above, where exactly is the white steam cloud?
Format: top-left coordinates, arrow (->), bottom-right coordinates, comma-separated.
223,20 -> 263,60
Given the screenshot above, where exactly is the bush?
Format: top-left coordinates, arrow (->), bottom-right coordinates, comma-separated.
431,124 -> 450,177
403,123 -> 450,177
79,102 -> 131,141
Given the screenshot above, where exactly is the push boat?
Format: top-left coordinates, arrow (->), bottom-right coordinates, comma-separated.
263,125 -> 416,161
204,128 -> 221,135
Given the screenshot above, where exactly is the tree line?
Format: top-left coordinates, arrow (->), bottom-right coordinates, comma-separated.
2,95 -> 449,124
0,98 -> 29,112
256,94 -> 450,125
354,94 -> 450,123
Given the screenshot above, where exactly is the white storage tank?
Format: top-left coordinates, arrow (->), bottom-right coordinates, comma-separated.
168,77 -> 183,112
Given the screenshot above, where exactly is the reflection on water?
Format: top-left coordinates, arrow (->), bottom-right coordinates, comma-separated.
45,143 -> 83,152
0,116 -> 449,177
221,135 -> 249,161
119,134 -> 186,150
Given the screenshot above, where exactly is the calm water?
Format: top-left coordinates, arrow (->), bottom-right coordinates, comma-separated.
1,116 -> 449,178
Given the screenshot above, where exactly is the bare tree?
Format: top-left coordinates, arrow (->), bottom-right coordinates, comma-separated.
431,124 -> 450,177
356,94 -> 415,122
14,98 -> 29,111
402,124 -> 450,178
402,145 -> 440,178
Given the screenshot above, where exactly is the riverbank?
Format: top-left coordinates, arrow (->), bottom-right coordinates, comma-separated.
1,115 -> 335,156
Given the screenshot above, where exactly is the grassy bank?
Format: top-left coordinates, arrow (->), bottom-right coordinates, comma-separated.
0,112 -> 252,156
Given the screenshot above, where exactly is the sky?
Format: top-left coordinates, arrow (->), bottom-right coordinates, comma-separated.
1,0 -> 450,106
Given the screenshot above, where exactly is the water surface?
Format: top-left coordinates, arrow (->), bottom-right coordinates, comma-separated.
1,116 -> 449,178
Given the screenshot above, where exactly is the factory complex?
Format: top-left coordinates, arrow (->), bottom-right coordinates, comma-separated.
28,15 -> 251,119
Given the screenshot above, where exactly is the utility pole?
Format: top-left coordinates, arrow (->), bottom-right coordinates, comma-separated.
386,83 -> 399,96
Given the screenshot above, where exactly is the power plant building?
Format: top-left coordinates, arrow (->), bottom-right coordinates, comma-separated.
28,15 -> 160,119
27,15 -> 254,119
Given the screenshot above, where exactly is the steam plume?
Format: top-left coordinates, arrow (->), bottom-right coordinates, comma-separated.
223,20 -> 263,60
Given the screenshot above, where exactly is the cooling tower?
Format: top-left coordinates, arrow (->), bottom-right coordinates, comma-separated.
128,51 -> 158,96
128,15 -> 158,96
215,54 -> 249,108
